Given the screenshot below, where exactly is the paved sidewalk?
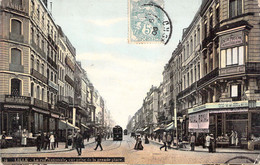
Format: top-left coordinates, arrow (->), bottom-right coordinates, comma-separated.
0,138 -> 96,155
148,138 -> 260,154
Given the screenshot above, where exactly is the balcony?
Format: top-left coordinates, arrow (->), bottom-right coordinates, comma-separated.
9,63 -> 24,73
48,80 -> 59,91
31,68 -> 48,84
177,82 -> 197,99
5,1 -> 28,15
219,65 -> 245,77
34,98 -> 48,110
47,56 -> 57,69
58,95 -> 69,103
31,41 -> 46,59
65,56 -> 75,71
197,67 -> 219,87
202,24 -> 219,49
9,32 -> 24,43
4,95 -> 31,105
65,75 -> 74,87
246,62 -> 260,74
48,35 -> 58,51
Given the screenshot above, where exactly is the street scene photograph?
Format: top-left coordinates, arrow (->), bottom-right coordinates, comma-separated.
0,0 -> 260,164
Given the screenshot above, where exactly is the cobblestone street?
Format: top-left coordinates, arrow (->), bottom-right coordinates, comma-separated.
1,135 -> 259,164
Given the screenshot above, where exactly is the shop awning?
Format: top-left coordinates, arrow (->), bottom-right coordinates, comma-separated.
81,123 -> 90,129
153,127 -> 165,132
165,122 -> 175,130
136,128 -> 143,133
143,127 -> 149,132
59,120 -> 80,130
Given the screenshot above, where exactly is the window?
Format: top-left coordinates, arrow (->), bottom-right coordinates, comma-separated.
204,21 -> 208,39
51,72 -> 53,81
47,91 -> 49,103
37,86 -> 40,99
197,28 -> 200,43
41,64 -> 44,75
222,46 -> 244,67
194,34 -> 197,47
230,84 -> 241,98
31,0 -> 34,12
191,69 -> 193,84
42,13 -> 44,26
194,66 -> 197,81
42,40 -> 44,51
37,60 -> 40,72
216,5 -> 220,23
31,55 -> 34,69
229,0 -> 242,18
42,88 -> 44,101
11,78 -> 21,96
190,39 -> 193,52
47,69 -> 49,80
31,28 -> 34,42
187,43 -> 189,58
11,48 -> 21,65
11,19 -> 22,35
187,72 -> 190,86
31,83 -> 34,97
37,34 -> 40,46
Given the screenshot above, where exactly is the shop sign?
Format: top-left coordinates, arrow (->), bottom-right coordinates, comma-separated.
220,31 -> 243,49
189,111 -> 209,133
188,101 -> 248,114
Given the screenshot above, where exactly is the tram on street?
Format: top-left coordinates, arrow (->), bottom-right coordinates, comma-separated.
113,125 -> 123,141
124,129 -> 128,135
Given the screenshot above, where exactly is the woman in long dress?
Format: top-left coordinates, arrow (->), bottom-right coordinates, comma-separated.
21,130 -> 27,147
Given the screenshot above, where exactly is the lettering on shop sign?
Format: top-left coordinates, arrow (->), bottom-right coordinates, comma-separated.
220,32 -> 243,49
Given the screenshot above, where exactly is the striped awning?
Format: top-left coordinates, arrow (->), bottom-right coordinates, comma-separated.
143,127 -> 149,132
165,122 -> 175,130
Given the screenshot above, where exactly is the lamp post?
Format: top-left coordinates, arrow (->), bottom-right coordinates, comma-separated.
180,118 -> 183,142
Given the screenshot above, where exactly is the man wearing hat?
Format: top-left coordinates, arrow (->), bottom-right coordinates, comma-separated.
94,133 -> 103,151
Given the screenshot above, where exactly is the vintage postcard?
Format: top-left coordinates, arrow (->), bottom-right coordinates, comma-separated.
0,0 -> 260,164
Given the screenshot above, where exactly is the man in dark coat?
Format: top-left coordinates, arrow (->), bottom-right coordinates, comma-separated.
75,131 -> 84,156
94,133 -> 103,151
36,133 -> 41,151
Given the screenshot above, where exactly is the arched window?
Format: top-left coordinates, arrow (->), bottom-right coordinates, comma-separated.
11,48 -> 21,65
11,19 -> 22,35
36,86 -> 40,99
31,83 -> 34,97
11,78 -> 21,96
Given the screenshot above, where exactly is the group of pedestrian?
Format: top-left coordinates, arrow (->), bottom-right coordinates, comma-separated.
134,134 -> 143,150
36,132 -> 59,151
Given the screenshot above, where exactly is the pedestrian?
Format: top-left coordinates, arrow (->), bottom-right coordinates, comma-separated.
21,129 -> 27,147
160,132 -> 167,151
190,133 -> 196,151
49,133 -> 55,150
36,133 -> 41,151
1,133 -> 7,148
151,133 -> 154,140
47,132 -> 50,150
87,133 -> 90,142
166,133 -> 172,149
234,131 -> 239,146
205,134 -> 211,151
145,134 -> 149,144
54,132 -> 59,148
208,134 -> 215,153
94,133 -> 103,151
134,134 -> 143,150
40,132 -> 45,149
75,131 -> 84,156
230,130 -> 235,146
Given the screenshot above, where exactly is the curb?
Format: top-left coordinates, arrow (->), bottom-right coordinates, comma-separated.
149,139 -> 260,155
0,141 -> 96,155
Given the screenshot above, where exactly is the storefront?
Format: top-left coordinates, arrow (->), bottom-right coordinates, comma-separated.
188,101 -> 260,148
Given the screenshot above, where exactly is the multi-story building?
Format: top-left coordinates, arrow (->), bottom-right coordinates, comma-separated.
0,0 -> 111,142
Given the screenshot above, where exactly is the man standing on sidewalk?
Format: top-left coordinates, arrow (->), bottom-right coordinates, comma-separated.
160,132 -> 167,151
75,131 -> 84,156
190,133 -> 196,151
94,133 -> 103,151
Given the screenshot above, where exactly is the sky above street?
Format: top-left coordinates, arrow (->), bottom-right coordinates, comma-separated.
52,0 -> 201,128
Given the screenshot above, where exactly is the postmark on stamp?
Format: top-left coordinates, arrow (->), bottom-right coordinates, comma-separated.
128,0 -> 172,45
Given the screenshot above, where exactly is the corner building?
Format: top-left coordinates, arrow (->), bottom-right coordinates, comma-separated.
178,0 -> 260,146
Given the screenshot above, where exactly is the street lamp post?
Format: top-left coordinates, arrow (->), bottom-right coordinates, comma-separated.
65,118 -> 68,148
180,118 -> 183,142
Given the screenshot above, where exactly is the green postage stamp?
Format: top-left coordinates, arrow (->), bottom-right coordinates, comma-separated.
128,0 -> 172,44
